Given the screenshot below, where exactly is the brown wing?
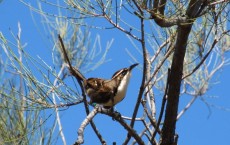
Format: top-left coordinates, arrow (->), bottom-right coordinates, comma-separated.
85,78 -> 118,104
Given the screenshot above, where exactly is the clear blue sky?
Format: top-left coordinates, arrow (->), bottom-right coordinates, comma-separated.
1,1 -> 230,145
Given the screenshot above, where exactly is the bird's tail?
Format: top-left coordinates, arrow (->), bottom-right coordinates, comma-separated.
58,34 -> 86,81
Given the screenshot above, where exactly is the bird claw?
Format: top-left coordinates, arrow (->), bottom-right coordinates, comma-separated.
112,110 -> 121,120
101,106 -> 121,120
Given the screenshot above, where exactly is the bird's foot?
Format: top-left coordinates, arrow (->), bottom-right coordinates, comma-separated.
112,111 -> 121,120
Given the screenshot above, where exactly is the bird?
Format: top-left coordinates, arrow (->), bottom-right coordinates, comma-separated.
58,35 -> 138,108
83,63 -> 138,108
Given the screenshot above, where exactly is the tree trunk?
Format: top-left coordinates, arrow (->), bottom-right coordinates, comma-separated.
160,24 -> 193,145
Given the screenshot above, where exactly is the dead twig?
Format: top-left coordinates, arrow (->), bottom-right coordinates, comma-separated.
151,68 -> 171,142
74,106 -> 100,145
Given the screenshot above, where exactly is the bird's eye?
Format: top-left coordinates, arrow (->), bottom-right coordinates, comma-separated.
86,82 -> 93,88
122,70 -> 127,76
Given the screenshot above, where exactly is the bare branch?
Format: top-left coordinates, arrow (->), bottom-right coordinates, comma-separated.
75,105 -> 145,145
160,21 -> 193,145
151,68 -> 170,142
74,106 -> 100,145
103,14 -> 141,41
182,39 -> 217,79
124,7 -> 147,144
141,100 -> 161,135
149,11 -> 189,27
209,0 -> 229,5
183,29 -> 230,79
99,108 -> 145,145
177,96 -> 197,120
51,64 -> 67,145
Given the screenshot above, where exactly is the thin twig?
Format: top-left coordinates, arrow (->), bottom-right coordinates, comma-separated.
145,52 -> 156,118
209,0 -> 229,5
47,100 -> 84,108
144,45 -> 174,88
74,106 -> 100,145
182,30 -> 230,79
52,64 -> 67,145
121,116 -> 143,121
141,100 -> 161,135
150,35 -> 174,63
177,96 -> 197,120
141,121 -> 153,137
151,68 -> 171,142
103,14 -> 141,41
123,4 -> 147,144
182,39 -> 217,79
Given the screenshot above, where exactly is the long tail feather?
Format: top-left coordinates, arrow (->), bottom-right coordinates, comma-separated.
58,35 -> 86,81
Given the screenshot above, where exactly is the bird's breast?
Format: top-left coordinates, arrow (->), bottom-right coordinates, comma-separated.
103,73 -> 131,107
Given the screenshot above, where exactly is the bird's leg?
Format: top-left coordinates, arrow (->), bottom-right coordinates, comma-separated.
103,106 -> 121,120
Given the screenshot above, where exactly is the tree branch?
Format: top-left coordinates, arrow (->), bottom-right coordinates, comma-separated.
160,1 -> 210,144
151,68 -> 170,142
123,3 -> 147,144
99,108 -> 145,145
74,106 -> 100,145
149,0 -> 188,27
182,38 -> 217,79
74,105 -> 145,145
160,22 -> 193,145
149,11 -> 188,27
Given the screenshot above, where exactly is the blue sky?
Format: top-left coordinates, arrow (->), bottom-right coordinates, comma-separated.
1,1 -> 230,145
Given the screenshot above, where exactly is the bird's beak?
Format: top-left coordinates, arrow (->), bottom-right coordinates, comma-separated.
129,63 -> 139,71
